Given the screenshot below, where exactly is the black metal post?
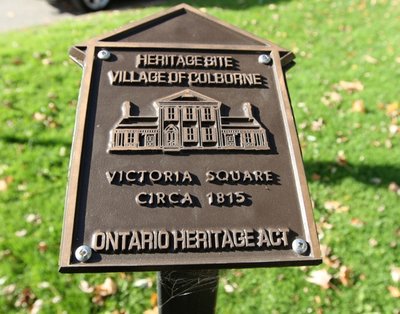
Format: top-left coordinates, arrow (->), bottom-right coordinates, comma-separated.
157,269 -> 219,314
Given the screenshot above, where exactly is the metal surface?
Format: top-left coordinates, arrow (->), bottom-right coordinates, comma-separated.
157,270 -> 218,314
59,4 -> 321,273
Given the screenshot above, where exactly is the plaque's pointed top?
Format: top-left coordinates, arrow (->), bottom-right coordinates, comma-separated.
70,4 -> 294,67
155,89 -> 219,103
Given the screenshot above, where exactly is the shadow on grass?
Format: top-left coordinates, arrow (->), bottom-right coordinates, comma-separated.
48,0 -> 293,15
0,134 -> 71,147
1,133 -> 398,188
304,161 -> 400,188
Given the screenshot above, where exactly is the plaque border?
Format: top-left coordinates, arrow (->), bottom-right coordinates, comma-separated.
59,4 -> 321,273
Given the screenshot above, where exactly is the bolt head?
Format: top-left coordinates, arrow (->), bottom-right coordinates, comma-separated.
97,49 -> 111,60
292,238 -> 308,255
75,245 -> 92,263
258,54 -> 272,64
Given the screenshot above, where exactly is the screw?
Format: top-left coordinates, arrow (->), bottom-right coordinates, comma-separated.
75,245 -> 92,263
97,49 -> 111,60
258,54 -> 272,64
292,238 -> 308,255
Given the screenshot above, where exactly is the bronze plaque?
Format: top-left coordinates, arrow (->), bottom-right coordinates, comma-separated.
59,4 -> 321,272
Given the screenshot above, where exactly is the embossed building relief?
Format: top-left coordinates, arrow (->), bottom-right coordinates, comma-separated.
60,4 -> 321,273
109,89 -> 269,152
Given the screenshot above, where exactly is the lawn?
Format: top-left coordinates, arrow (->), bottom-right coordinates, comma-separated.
0,0 -> 399,313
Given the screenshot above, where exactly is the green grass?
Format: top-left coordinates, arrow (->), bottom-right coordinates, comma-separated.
0,0 -> 399,313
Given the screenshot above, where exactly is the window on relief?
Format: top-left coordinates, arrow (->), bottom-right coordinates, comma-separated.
202,107 -> 214,121
203,127 -> 216,142
184,127 -> 197,142
185,107 -> 195,120
165,107 -> 177,120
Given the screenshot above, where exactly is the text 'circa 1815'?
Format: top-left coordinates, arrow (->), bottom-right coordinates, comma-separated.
106,169 -> 279,207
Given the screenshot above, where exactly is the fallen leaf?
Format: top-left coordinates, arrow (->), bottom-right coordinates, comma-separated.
336,150 -> 347,166
30,299 -> 43,314
92,278 -> 118,306
17,183 -> 27,191
95,277 -> 117,297
317,217 -> 333,231
321,91 -> 342,107
38,282 -> 50,289
15,229 -> 27,237
320,245 -> 331,258
12,57 -> 23,65
372,140 -> 381,147
144,307 -> 158,314
233,270 -> 244,278
311,118 -> 324,131
224,283 -> 235,293
386,102 -> 399,118
369,238 -> 378,247
338,266 -> 352,286
306,135 -> 316,142
299,122 -> 308,130
324,200 -> 349,213
306,269 -> 332,289
324,200 -> 340,211
52,296 -> 61,304
388,182 -> 400,195
0,180 -> 8,192
336,136 -> 349,143
350,218 -> 364,228
385,139 -> 393,149
48,102 -> 58,112
363,55 -> 378,64
79,280 -> 93,293
390,266 -> 400,283
272,13 -> 280,21
2,284 -> 16,296
0,176 -> 12,192
376,206 -> 385,213
324,255 -> 341,269
133,278 -> 152,289
311,173 -> 321,181
26,214 -> 41,224
33,112 -> 46,122
150,292 -> 158,307
42,58 -> 53,66
351,100 -> 366,113
388,124 -> 398,135
388,286 -> 400,298
336,80 -> 364,93
15,288 -> 36,308
59,146 -> 67,157
47,92 -> 58,100
37,241 -> 48,253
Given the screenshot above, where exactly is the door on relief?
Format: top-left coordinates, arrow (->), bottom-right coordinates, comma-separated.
163,124 -> 179,149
